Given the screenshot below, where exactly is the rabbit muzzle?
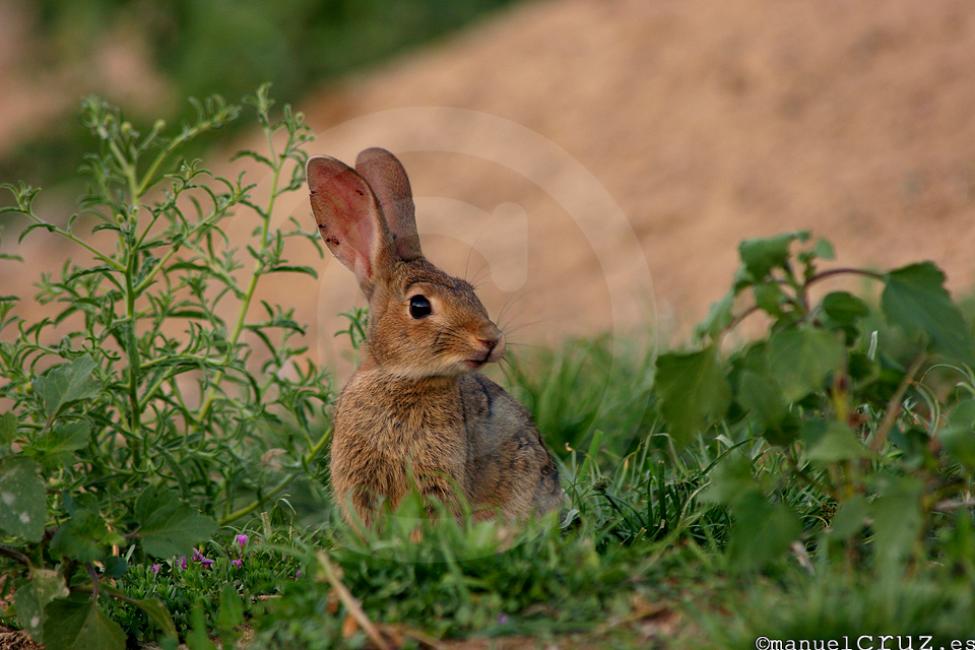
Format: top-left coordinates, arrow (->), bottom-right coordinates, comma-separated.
465,328 -> 506,369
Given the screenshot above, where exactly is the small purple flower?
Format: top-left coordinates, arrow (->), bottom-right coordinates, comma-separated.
151,563 -> 161,575
235,534 -> 249,549
294,569 -> 302,579
192,548 -> 204,562
231,558 -> 243,569
179,555 -> 188,570
200,556 -> 214,569
498,614 -> 510,625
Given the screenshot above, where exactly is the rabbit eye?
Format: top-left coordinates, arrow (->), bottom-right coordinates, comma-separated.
409,295 -> 432,319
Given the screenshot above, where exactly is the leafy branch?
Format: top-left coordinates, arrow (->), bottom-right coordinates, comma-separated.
656,230 -> 975,573
0,87 -> 330,650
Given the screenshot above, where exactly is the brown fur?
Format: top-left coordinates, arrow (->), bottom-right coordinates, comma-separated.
307,148 -> 563,526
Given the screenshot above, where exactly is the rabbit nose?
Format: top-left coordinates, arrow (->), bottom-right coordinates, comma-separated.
478,336 -> 498,352
478,334 -> 506,361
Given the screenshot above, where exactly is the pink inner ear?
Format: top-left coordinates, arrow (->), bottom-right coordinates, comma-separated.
308,158 -> 383,286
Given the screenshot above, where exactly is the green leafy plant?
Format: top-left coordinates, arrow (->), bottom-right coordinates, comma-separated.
656,230 -> 975,576
0,86 -> 331,648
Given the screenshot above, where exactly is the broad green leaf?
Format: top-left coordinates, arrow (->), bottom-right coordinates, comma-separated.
14,569 -> 68,643
130,597 -> 177,639
871,476 -> 923,574
33,355 -> 100,418
700,452 -> 756,507
104,556 -> 128,578
941,399 -> 975,468
736,340 -> 770,373
822,291 -> 869,325
0,412 -> 15,444
800,418 -> 828,446
813,238 -> 835,260
752,283 -> 786,317
764,418 -> 800,447
806,422 -> 873,463
50,510 -> 120,562
881,262 -> 975,365
186,602 -> 217,650
0,458 -> 46,541
44,595 -> 125,650
728,491 -> 801,571
738,369 -> 798,445
767,326 -> 844,401
798,238 -> 836,270
136,486 -> 217,557
738,231 -> 808,279
655,346 -> 731,445
737,370 -> 787,429
736,356 -> 801,445
829,495 -> 868,540
32,420 -> 90,466
889,425 -> 930,462
217,584 -> 244,632
696,292 -> 733,340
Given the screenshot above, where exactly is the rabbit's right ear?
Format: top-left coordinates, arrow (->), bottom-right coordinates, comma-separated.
307,156 -> 393,297
355,148 -> 423,261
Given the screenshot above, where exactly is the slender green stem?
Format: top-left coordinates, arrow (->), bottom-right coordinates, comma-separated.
133,206 -> 163,251
0,544 -> 31,567
125,235 -> 144,466
722,266 -> 887,340
62,229 -> 123,269
806,267 -> 886,285
133,243 -> 181,296
136,122 -> 213,197
137,143 -> 179,198
133,209 -> 225,295
194,130 -> 281,423
870,353 -> 926,452
112,141 -> 147,466
83,563 -> 101,597
141,354 -> 223,370
27,215 -> 123,271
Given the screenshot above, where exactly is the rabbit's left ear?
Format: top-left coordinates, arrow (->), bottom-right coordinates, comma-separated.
355,148 -> 423,261
307,156 -> 394,297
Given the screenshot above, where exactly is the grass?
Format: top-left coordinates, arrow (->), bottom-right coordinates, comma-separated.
75,334 -> 967,648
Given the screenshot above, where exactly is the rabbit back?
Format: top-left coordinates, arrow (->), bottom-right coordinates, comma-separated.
460,373 -> 563,519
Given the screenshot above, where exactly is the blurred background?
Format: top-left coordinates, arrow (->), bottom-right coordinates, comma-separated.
3,0 -> 975,359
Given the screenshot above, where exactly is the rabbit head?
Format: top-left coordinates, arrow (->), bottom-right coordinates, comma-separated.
308,148 -> 505,378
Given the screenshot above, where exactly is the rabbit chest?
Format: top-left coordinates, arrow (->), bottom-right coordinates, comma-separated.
329,369 -> 470,519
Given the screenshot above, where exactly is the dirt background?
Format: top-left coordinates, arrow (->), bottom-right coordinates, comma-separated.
4,0 -> 975,371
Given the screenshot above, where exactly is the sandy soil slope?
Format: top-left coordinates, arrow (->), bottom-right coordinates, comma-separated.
286,0 -> 975,364
5,0 -> 975,373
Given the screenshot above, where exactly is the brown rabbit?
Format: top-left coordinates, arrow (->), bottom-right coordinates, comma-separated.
307,148 -> 562,527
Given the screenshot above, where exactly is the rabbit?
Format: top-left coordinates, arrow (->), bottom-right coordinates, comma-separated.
307,147 -> 563,527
